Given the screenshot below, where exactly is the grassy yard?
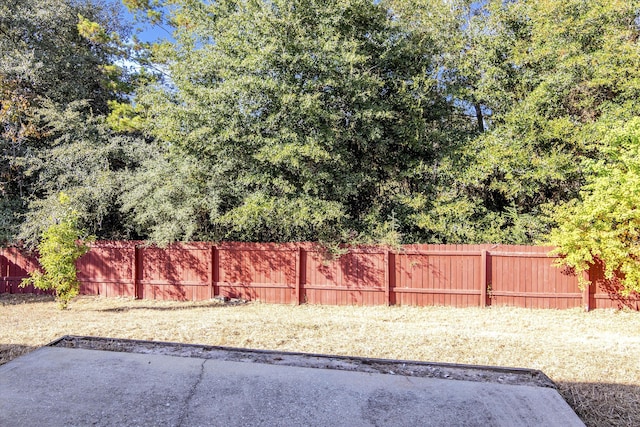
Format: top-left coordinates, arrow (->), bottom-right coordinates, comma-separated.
1,294 -> 638,426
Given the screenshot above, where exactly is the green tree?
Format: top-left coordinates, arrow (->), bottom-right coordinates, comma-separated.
415,0 -> 640,243
17,101 -> 155,247
119,150 -> 221,245
128,0 -> 458,244
0,0 -> 154,246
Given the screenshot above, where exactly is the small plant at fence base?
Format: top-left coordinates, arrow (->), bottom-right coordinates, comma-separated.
21,193 -> 92,309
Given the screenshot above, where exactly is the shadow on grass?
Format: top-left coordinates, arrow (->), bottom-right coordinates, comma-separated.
96,301 -> 246,313
0,344 -> 39,366
0,293 -> 54,306
556,381 -> 639,427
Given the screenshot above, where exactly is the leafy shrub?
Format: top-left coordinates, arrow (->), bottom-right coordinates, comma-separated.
548,119 -> 640,296
21,193 -> 92,309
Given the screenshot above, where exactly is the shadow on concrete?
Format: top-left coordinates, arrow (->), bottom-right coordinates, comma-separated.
0,344 -> 39,366
556,381 -> 639,427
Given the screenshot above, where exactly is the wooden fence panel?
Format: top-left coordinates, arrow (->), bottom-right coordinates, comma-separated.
488,245 -> 583,309
216,243 -> 297,304
393,245 -> 483,307
138,243 -> 211,301
77,242 -> 136,297
304,246 -> 386,306
0,247 -> 45,295
588,260 -> 640,310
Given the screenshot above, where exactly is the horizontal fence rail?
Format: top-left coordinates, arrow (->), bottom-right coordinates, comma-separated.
1,242 -> 638,310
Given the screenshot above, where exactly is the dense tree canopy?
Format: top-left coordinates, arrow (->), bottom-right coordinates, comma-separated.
410,0 -> 640,243
3,0 -> 640,293
129,0 -> 462,244
0,0 -> 152,245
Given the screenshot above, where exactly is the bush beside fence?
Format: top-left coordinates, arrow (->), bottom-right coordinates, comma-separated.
1,242 -> 638,310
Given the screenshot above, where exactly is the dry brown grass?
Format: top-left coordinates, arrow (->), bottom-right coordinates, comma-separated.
1,294 -> 638,426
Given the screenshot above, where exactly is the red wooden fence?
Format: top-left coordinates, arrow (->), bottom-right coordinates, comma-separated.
0,247 -> 44,295
1,242 -> 638,310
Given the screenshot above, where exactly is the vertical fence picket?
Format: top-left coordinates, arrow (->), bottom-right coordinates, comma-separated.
294,247 -> 301,305
582,271 -> 590,312
0,248 -> 5,293
133,244 -> 140,299
384,250 -> 390,306
480,250 -> 488,307
209,245 -> 215,299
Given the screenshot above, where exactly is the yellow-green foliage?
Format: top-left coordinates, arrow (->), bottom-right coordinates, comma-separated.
548,119 -> 640,296
77,14 -> 110,44
21,194 -> 91,309
106,100 -> 144,133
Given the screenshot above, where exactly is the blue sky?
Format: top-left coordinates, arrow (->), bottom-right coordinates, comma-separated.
106,0 -> 170,43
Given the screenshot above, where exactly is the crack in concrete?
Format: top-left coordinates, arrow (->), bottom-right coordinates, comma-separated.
177,359 -> 206,427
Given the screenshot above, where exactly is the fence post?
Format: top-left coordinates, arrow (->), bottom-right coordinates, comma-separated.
294,247 -> 302,305
0,248 -> 5,293
209,245 -> 215,299
133,244 -> 140,299
480,250 -> 488,307
582,270 -> 590,312
213,245 -> 220,299
384,250 -> 390,306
